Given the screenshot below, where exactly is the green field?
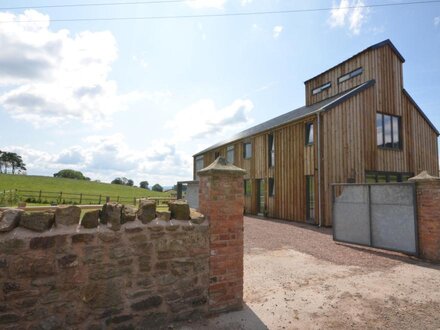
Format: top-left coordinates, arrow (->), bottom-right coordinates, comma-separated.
0,174 -> 169,206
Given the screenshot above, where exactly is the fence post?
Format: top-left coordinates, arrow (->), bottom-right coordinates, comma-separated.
79,193 -> 83,205
133,197 -> 136,206
106,196 -> 110,203
198,157 -> 246,314
39,190 -> 42,201
59,191 -> 63,204
98,194 -> 102,204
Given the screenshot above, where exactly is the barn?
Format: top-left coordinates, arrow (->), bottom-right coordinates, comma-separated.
192,40 -> 439,226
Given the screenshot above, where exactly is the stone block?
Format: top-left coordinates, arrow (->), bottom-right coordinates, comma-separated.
72,233 -> 95,244
20,212 -> 55,232
0,314 -> 20,325
121,205 -> 136,223
158,211 -> 171,221
131,296 -> 162,311
81,281 -> 123,309
168,200 -> 190,220
136,200 -> 156,224
55,205 -> 81,226
29,236 -> 56,250
100,203 -> 122,227
58,254 -> 78,268
0,209 -> 23,232
81,210 -> 100,229
190,209 -> 205,224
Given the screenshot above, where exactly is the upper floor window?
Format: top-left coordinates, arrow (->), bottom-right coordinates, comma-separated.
268,133 -> 275,167
376,113 -> 401,149
305,122 -> 314,145
214,151 -> 220,159
195,155 -> 204,173
365,171 -> 412,183
226,145 -> 234,164
312,82 -> 331,95
243,142 -> 252,159
338,67 -> 363,83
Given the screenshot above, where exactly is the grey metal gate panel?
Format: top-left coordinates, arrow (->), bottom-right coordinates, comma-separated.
333,185 -> 370,245
332,183 -> 418,255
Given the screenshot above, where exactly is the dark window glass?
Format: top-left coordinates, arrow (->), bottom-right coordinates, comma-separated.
366,174 -> 377,183
268,134 -> 275,167
338,67 -> 364,83
214,151 -> 220,159
365,171 -> 413,183
243,143 -> 252,159
269,178 -> 275,197
312,82 -> 331,95
376,113 -> 401,149
306,176 -> 315,221
306,122 -> 314,145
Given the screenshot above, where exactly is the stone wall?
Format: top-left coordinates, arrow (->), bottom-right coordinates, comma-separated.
0,220 -> 209,329
411,172 -> 440,262
0,157 -> 246,328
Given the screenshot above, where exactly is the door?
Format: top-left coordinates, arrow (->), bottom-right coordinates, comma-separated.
306,176 -> 315,223
256,179 -> 265,215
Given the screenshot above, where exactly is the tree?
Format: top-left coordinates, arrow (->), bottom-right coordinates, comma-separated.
152,184 -> 163,192
0,150 -> 26,174
54,169 -> 87,180
127,179 -> 134,186
111,177 -> 124,185
140,181 -> 149,189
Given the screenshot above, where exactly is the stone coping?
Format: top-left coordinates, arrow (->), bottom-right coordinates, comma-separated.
0,218 -> 209,241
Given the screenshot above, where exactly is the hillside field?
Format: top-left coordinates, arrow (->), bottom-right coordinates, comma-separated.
0,174 -> 169,205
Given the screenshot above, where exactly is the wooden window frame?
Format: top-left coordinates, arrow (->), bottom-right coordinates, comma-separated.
338,67 -> 364,84
243,142 -> 252,159
376,112 -> 402,150
305,122 -> 314,146
312,81 -> 331,95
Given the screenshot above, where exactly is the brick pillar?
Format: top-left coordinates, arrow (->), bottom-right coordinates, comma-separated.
410,171 -> 440,262
198,157 -> 246,314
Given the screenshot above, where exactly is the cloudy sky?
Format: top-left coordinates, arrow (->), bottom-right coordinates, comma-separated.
0,0 -> 439,186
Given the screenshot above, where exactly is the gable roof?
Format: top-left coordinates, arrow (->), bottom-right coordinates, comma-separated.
304,39 -> 405,84
403,89 -> 439,135
194,80 -> 375,157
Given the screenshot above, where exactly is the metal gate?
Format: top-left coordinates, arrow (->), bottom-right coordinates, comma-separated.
332,183 -> 418,255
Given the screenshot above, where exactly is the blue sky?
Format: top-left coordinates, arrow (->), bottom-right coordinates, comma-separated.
0,0 -> 439,186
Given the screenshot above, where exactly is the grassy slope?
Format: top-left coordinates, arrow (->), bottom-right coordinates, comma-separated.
0,174 -> 168,200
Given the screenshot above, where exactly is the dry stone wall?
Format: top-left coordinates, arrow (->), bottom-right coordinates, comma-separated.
0,201 -> 210,329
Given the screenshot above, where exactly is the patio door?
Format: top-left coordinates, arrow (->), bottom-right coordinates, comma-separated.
306,176 -> 315,223
256,179 -> 265,215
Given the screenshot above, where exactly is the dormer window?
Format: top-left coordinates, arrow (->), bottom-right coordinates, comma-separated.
338,67 -> 363,83
312,82 -> 331,95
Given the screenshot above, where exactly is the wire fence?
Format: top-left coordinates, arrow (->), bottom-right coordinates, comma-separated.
0,189 -> 175,207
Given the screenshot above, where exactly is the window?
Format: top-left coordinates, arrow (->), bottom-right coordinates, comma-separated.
376,113 -> 401,149
306,176 -> 315,221
305,122 -> 314,145
312,82 -> 331,95
214,151 -> 220,159
244,179 -> 251,196
269,178 -> 275,197
243,142 -> 252,159
338,67 -> 363,83
226,145 -> 234,164
268,134 -> 275,167
195,155 -> 204,173
365,171 -> 413,183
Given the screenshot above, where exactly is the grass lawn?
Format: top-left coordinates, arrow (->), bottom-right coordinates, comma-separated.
0,174 -> 170,206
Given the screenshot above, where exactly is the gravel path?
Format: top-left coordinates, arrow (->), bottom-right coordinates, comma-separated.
177,216 -> 440,330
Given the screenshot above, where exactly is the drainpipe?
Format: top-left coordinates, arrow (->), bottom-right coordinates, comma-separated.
317,113 -> 322,227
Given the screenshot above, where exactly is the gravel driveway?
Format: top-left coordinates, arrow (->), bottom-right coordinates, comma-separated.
178,216 -> 440,330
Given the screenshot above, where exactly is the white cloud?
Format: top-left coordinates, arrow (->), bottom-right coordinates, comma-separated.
186,0 -> 226,9
328,0 -> 369,35
241,0 -> 253,6
273,25 -> 283,39
435,17 -> 440,27
132,54 -> 149,70
2,133 -> 192,185
0,10 -> 145,127
166,98 -> 254,142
